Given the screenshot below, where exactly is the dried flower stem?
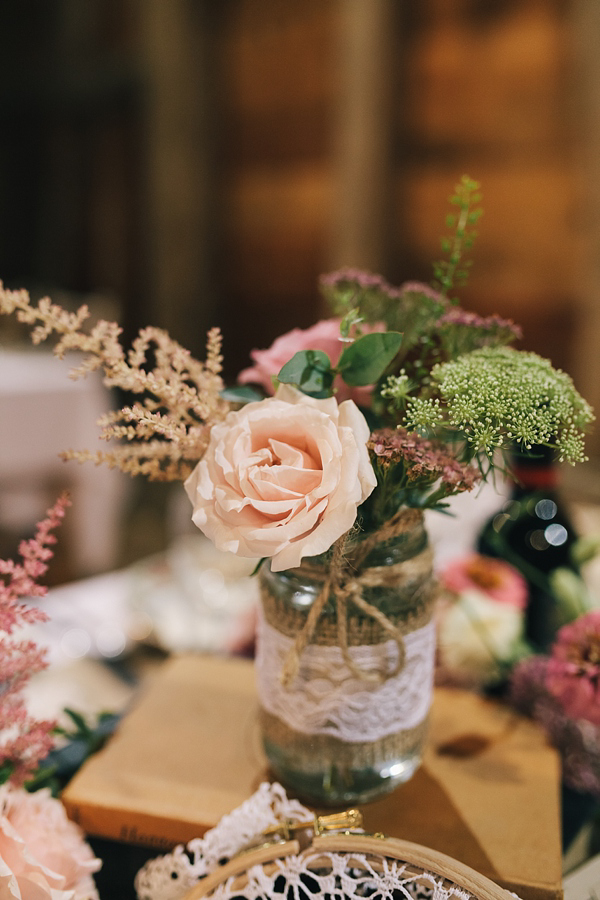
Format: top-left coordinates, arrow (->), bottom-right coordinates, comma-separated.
0,284 -> 230,481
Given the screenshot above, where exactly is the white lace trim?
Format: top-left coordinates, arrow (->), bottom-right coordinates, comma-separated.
255,608 -> 436,742
135,782 -> 312,900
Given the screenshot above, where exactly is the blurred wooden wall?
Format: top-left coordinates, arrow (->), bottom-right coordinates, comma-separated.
202,0 -> 599,452
200,2 -> 583,372
1,0 -> 598,452
395,1 -> 581,373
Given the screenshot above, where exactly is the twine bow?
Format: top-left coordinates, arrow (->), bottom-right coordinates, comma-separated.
279,509 -> 433,688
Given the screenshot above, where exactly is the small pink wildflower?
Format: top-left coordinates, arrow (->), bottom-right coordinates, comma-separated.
368,427 -> 481,494
545,611 -> 600,726
319,269 -> 446,308
436,307 -> 522,339
319,268 -> 403,299
510,649 -> 600,798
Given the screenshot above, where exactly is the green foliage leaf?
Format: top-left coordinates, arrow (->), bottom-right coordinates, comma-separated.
0,761 -> 15,786
64,707 -> 91,737
339,307 -> 364,338
25,764 -> 59,794
221,385 -> 264,404
277,349 -> 335,397
250,558 -> 266,576
337,332 -> 402,386
549,568 -> 591,623
571,534 -> 600,567
433,174 -> 483,298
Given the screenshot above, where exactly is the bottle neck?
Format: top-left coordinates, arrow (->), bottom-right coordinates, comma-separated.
511,462 -> 559,492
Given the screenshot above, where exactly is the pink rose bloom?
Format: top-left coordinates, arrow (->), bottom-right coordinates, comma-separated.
237,318 -> 381,405
441,554 -> 527,609
546,610 -> 600,725
184,384 -> 376,571
0,786 -> 101,899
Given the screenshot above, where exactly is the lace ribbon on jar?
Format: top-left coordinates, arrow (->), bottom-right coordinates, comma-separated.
257,608 -> 436,741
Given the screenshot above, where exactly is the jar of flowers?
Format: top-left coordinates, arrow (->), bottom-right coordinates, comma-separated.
0,177 -> 593,805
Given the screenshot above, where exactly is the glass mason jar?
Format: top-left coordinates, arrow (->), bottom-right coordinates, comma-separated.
255,510 -> 437,807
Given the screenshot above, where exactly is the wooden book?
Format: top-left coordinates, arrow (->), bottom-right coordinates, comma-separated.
62,654 -> 562,900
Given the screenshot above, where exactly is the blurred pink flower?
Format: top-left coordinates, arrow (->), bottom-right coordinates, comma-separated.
546,610 -> 600,725
441,554 -> 528,609
237,318 -> 382,405
0,786 -> 101,899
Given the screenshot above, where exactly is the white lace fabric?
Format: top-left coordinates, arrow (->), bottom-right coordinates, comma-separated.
134,782 -> 312,900
256,609 -> 436,741
208,850 -> 475,900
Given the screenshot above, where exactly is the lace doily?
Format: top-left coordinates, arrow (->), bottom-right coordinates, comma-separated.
256,609 -> 436,742
134,782 -> 519,900
134,782 -> 312,900
204,849 -> 476,900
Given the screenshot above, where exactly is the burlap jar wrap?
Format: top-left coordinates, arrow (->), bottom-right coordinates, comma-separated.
256,508 -> 438,778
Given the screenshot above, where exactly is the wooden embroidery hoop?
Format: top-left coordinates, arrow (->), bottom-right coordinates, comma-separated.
181,810 -> 515,900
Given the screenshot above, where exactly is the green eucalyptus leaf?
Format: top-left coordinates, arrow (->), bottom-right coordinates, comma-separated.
221,385 -> 264,404
277,349 -> 334,397
337,332 -> 403,386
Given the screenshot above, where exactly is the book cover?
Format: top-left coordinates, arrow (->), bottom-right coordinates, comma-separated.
62,654 -> 562,900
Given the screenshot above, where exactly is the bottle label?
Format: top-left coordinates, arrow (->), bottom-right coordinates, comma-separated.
512,463 -> 558,490
255,607 -> 436,743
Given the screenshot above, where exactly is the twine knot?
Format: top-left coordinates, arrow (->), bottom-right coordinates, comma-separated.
278,509 -> 433,688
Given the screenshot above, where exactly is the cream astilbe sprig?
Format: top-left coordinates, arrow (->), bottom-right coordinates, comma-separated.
0,283 -> 230,481
402,346 -> 594,465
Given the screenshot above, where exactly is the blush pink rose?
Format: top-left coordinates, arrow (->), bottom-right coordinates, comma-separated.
0,786 -> 101,899
237,318 -> 382,405
441,554 -> 527,609
184,384 -> 376,571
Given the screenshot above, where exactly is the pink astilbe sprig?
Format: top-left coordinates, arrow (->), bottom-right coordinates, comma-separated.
0,283 -> 230,481
0,494 -> 70,785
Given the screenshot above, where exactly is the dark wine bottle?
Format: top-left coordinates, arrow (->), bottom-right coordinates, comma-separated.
477,445 -> 580,651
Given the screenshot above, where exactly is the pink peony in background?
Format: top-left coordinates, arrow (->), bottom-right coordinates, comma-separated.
441,554 -> 528,609
238,318 -> 381,405
0,786 -> 101,899
184,384 -> 376,571
545,610 -> 600,725
436,554 -> 527,687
